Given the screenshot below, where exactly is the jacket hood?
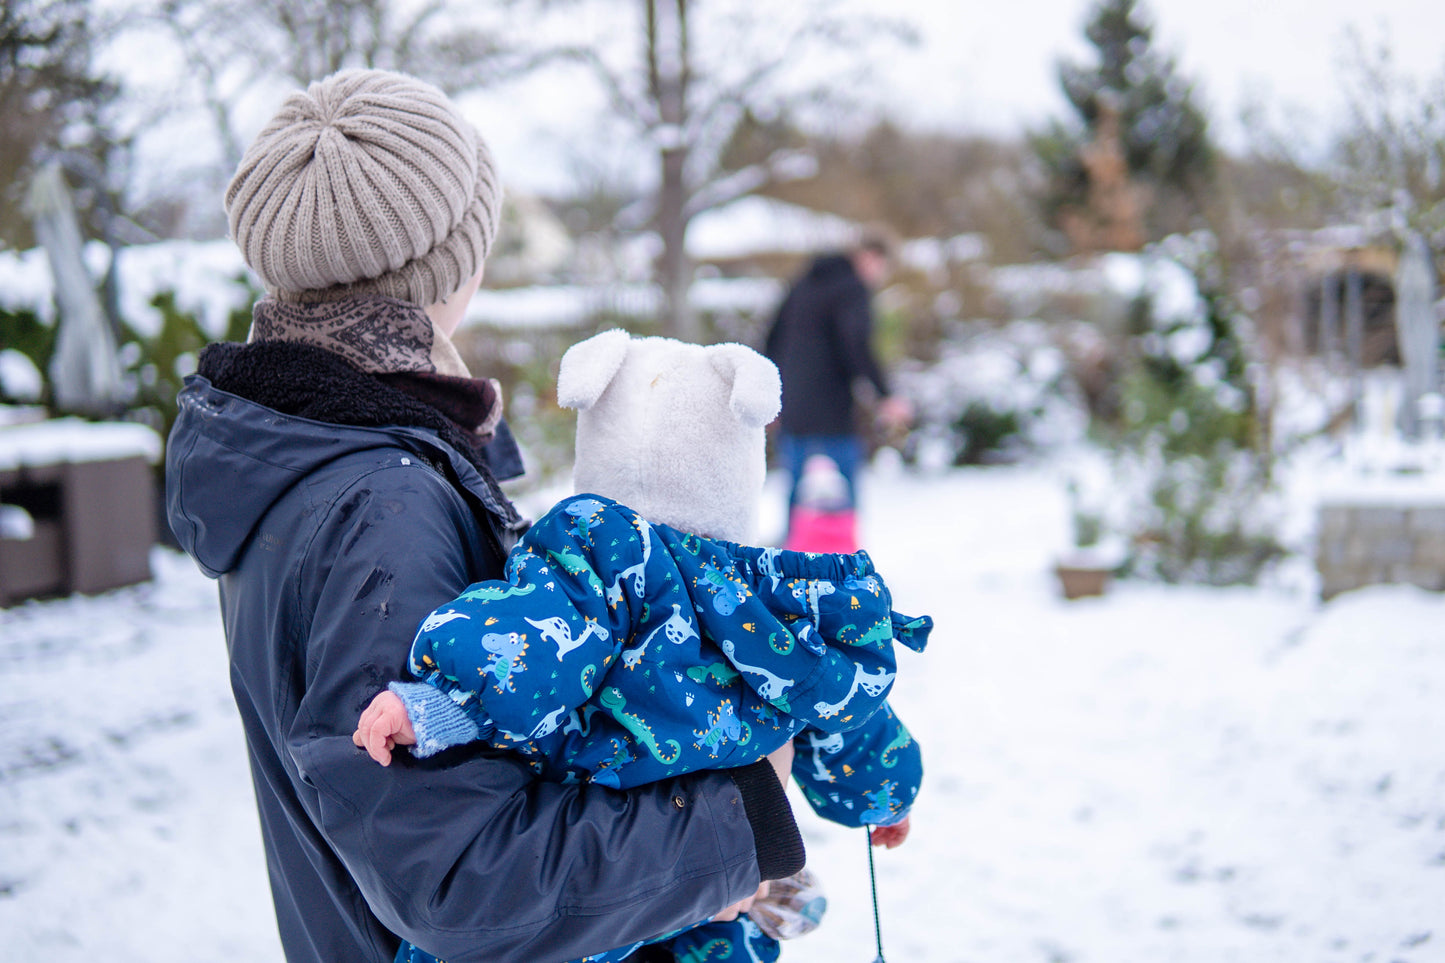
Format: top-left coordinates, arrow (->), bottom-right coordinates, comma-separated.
166,375 -> 508,577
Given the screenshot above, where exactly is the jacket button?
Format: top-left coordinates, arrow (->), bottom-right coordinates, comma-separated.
672,794 -> 686,809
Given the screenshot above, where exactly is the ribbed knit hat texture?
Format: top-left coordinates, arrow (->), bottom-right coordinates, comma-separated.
225,69 -> 502,306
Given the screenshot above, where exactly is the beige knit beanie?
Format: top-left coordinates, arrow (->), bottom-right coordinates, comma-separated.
225,69 -> 503,306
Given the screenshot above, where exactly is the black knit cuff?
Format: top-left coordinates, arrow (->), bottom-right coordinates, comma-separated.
728,759 -> 805,881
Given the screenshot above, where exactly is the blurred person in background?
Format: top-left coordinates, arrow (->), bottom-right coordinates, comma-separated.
763,230 -> 913,546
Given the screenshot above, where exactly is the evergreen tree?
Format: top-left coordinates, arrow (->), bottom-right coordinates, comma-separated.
1112,235 -> 1284,585
1034,0 -> 1213,245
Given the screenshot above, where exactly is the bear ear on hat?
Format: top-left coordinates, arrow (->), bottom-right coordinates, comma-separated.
558,328 -> 632,410
709,343 -> 781,428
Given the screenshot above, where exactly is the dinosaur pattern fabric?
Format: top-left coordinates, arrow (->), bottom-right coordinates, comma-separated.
401,494 -> 929,798
393,915 -> 780,963
393,494 -> 931,963
575,915 -> 783,963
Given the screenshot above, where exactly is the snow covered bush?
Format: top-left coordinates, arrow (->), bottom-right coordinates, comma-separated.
0,306 -> 53,405
118,287 -> 256,442
894,320 -> 1089,468
0,349 -> 43,404
1104,234 -> 1286,585
0,241 -> 257,439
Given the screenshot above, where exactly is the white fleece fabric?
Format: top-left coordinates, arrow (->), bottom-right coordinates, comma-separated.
557,331 -> 781,543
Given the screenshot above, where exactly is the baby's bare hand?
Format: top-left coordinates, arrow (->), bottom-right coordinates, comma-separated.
353,690 -> 416,766
868,817 -> 911,849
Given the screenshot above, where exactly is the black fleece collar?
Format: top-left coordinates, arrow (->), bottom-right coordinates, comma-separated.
195,339 -> 525,486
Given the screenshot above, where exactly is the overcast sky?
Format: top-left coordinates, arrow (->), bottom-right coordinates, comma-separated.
865,0 -> 1443,136
456,0 -> 1443,194
108,0 -> 1444,205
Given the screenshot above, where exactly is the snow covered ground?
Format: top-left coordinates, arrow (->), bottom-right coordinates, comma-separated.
2,459 -> 1443,962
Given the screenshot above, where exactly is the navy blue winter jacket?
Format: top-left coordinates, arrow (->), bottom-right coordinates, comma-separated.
166,341 -> 797,963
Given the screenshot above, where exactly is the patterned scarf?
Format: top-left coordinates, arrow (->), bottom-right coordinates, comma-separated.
249,295 -> 503,442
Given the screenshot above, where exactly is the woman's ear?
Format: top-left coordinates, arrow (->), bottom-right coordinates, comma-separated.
708,343 -> 781,428
557,328 -> 632,410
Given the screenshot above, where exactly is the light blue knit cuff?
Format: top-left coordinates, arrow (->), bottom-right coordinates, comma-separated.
867,804 -> 912,828
389,681 -> 482,758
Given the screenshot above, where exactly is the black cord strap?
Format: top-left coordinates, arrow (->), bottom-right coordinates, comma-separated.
867,827 -> 886,963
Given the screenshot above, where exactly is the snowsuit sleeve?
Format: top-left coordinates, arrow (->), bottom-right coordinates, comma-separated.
673,537 -> 931,735
791,702 -> 921,827
404,496 -> 650,751
682,541 -> 926,828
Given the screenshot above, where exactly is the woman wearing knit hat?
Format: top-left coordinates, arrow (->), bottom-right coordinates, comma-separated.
166,69 -> 801,963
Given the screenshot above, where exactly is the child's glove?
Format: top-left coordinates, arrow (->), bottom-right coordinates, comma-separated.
353,690 -> 417,766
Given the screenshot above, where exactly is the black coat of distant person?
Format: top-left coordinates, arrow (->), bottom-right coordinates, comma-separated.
764,253 -> 890,438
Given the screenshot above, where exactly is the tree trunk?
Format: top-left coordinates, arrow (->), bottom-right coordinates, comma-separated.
646,0 -> 696,341
657,145 -> 695,341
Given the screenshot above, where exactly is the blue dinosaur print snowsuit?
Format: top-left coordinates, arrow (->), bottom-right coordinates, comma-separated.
390,494 -> 931,963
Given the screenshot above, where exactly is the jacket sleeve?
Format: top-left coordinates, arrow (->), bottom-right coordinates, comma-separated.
292,467 -> 762,962
791,702 -> 920,828
762,289 -> 793,363
831,277 -> 891,399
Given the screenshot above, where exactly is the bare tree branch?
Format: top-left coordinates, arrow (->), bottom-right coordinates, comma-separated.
554,43 -> 657,129
1332,25 -> 1445,241
682,147 -> 817,219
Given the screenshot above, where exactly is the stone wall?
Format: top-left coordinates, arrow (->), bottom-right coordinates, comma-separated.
1316,501 -> 1445,600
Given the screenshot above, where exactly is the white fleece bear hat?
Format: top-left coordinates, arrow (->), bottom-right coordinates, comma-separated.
557,329 -> 782,544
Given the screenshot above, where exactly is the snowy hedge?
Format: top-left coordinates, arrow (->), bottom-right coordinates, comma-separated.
1078,235 -> 1288,585
894,319 -> 1090,469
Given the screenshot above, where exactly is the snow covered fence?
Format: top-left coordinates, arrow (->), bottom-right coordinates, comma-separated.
460,277 -> 782,335
1,238 -> 784,343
